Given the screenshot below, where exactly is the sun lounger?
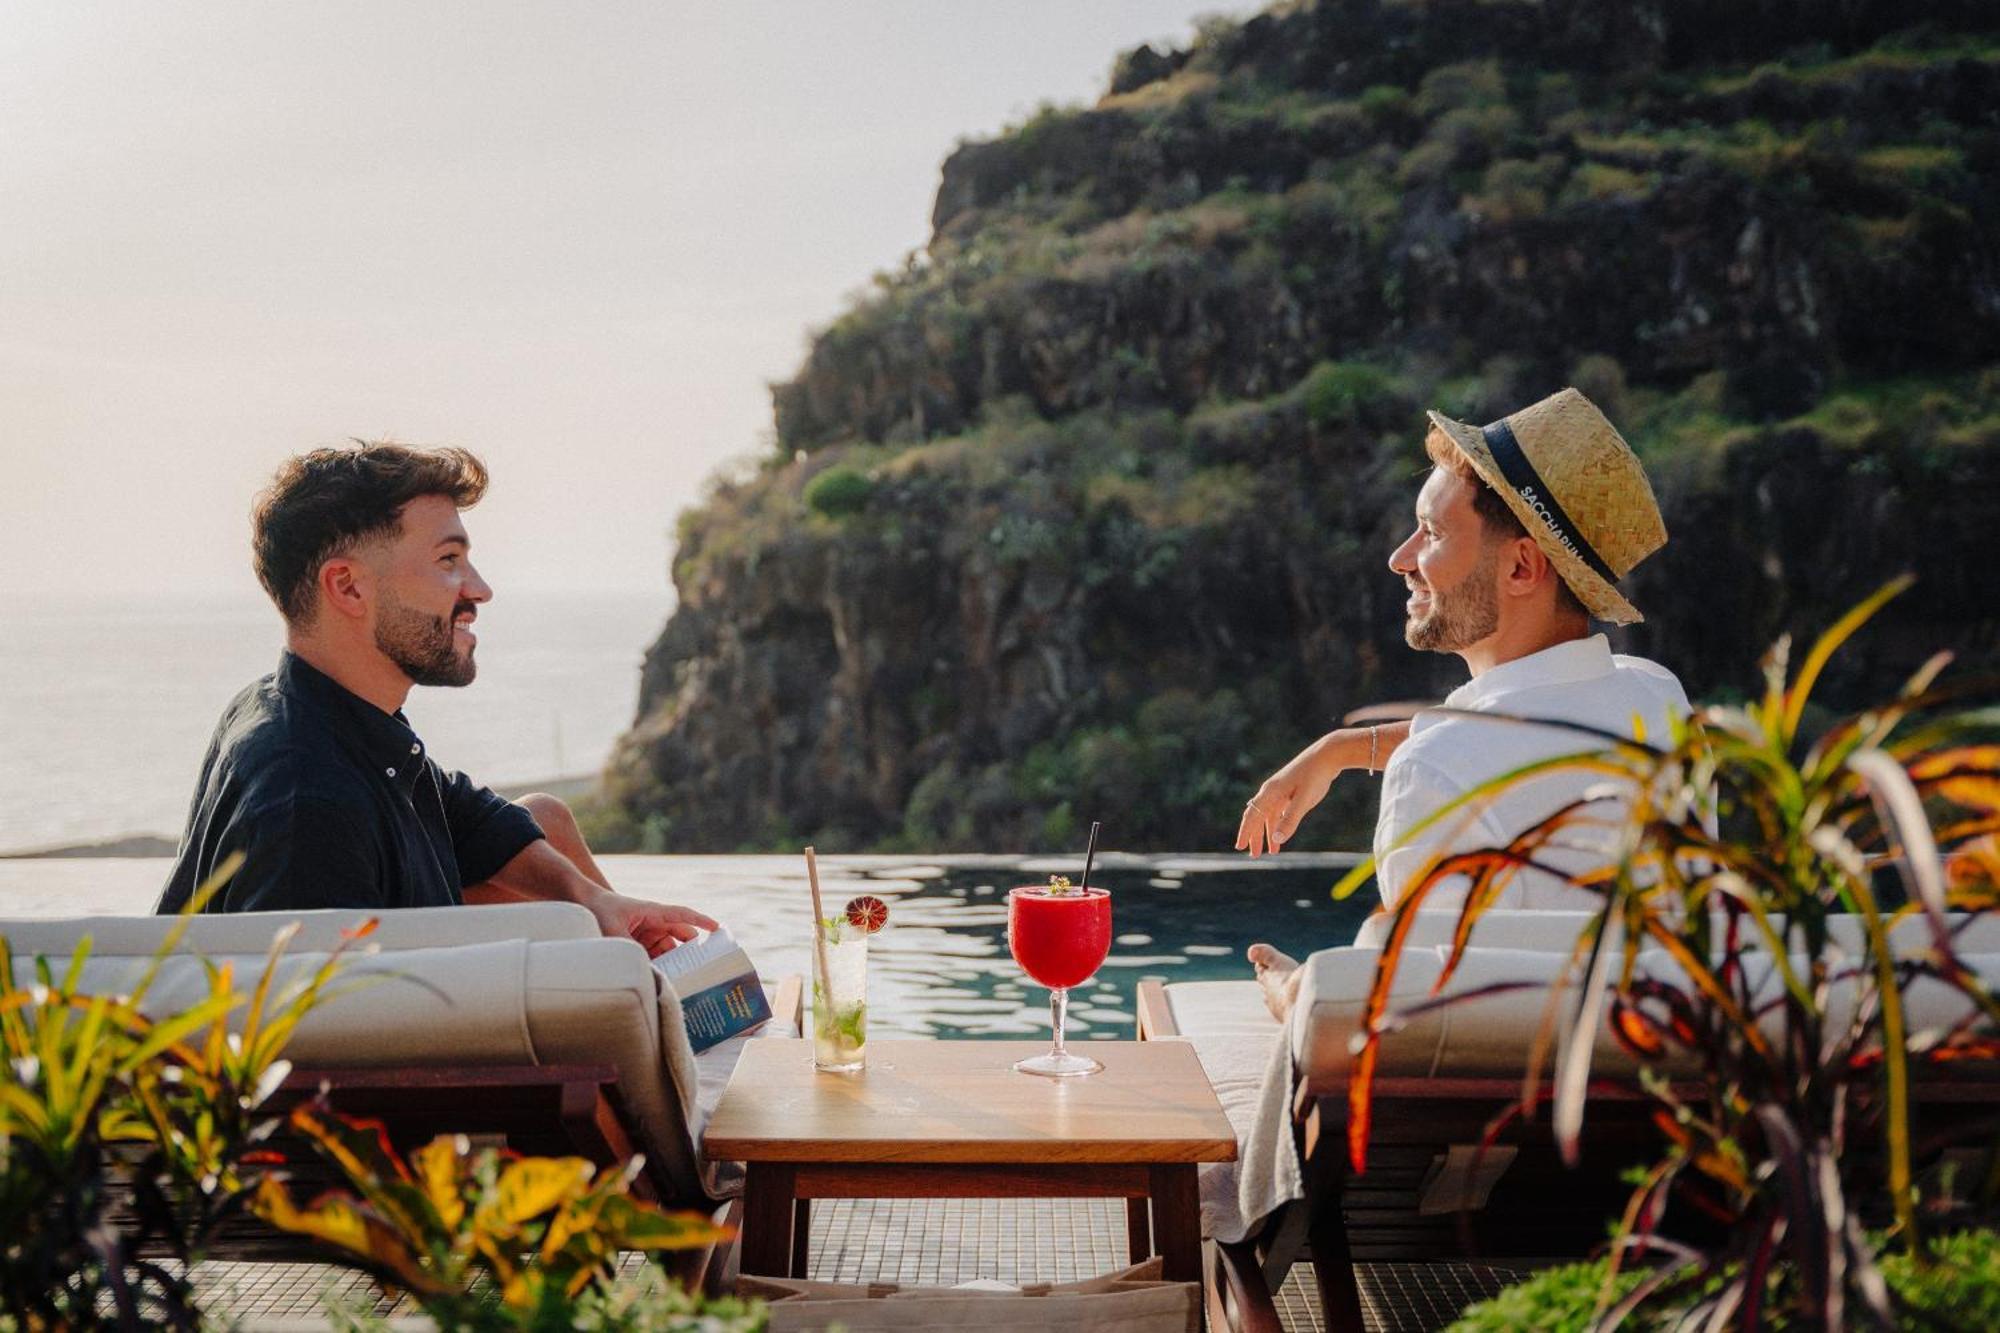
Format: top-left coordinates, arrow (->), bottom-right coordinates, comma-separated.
1138,909 -> 2000,1333
3,902 -> 799,1276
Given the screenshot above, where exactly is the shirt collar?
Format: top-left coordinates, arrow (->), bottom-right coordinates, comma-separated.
1443,633 -> 1615,712
277,652 -> 428,791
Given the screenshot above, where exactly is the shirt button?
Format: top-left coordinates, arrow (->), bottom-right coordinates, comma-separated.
386,767 -> 397,778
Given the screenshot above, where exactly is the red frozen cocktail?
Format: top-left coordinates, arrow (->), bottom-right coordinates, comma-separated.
1008,883 -> 1112,1077
1008,887 -> 1112,988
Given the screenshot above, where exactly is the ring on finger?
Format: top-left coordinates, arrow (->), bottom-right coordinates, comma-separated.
1244,797 -> 1267,815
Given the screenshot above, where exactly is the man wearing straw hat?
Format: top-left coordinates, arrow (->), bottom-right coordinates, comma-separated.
1236,387 -> 1688,1019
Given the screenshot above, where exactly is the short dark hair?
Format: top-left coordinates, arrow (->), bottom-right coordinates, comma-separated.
252,442 -> 488,623
1425,429 -> 1588,619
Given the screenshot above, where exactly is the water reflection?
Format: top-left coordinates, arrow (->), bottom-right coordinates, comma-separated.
611,855 -> 1371,1042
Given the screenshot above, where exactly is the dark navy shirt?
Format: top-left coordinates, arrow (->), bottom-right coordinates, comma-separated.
156,653 -> 545,915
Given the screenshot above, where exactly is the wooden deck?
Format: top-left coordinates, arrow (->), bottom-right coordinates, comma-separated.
190,1198 -> 1520,1331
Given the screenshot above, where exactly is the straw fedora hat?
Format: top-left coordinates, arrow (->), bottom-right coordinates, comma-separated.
1425,388 -> 1666,625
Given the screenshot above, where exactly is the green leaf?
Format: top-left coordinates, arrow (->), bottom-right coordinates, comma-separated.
1781,573 -> 1913,745
593,1193 -> 734,1251
129,849 -> 245,1006
239,920 -> 303,1058
409,1134 -> 469,1236
479,1156 -> 595,1231
120,991 -> 242,1071
55,936 -> 93,997
252,1176 -> 451,1296
289,1103 -> 441,1243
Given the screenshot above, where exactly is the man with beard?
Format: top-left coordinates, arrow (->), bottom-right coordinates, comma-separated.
1233,388 -> 1685,1018
156,443 -> 717,956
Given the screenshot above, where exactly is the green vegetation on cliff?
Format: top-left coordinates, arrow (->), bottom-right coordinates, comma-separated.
596,0 -> 2000,854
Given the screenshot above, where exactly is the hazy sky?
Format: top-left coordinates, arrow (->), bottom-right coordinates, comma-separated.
1,3 -> 1257,605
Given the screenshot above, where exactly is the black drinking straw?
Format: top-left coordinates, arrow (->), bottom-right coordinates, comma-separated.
1078,820 -> 1102,893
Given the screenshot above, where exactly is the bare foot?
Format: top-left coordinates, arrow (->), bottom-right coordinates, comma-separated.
1248,943 -> 1303,1024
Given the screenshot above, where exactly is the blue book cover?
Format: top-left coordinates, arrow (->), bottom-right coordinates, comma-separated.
652,928 -> 773,1053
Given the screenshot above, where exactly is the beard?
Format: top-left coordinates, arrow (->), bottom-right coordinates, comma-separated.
375,590 -> 478,687
1405,543 -> 1501,653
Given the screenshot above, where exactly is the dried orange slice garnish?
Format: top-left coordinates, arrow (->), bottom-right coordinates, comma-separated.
844,894 -> 890,934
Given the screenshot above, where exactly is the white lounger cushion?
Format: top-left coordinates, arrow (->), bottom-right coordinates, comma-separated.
1293,943 -> 2000,1092
0,901 -> 602,957
1171,918 -> 2000,1243
1,904 -> 739,1205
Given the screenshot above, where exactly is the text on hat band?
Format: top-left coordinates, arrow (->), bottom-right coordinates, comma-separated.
1478,419 -> 1620,588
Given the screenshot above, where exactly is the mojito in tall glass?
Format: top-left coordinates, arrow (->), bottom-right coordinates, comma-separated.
812,924 -> 868,1072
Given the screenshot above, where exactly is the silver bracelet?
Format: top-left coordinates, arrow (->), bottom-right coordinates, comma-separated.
1367,724 -> 1379,775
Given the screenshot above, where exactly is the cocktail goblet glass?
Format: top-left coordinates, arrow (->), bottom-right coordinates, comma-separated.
1006,886 -> 1112,1077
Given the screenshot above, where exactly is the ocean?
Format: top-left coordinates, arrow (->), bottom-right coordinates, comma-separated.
0,589 -> 672,856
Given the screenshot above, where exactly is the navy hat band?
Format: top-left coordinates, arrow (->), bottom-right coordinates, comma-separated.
1480,419 -> 1619,587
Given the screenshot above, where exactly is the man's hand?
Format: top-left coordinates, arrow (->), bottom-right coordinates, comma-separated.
1237,732 -> 1344,858
588,893 -> 720,958
475,838 -> 721,956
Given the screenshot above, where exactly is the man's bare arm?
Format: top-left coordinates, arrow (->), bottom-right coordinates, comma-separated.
476,839 -> 718,956
1236,720 -> 1411,857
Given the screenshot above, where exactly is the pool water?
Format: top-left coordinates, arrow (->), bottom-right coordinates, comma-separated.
604,853 -> 1377,1042
0,852 -> 1379,1042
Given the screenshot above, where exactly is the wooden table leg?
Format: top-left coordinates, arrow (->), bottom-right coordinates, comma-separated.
1148,1163 -> 1202,1284
739,1163 -> 797,1277
791,1197 -> 812,1278
1126,1197 -> 1153,1264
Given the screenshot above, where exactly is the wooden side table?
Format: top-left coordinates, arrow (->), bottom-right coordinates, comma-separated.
702,1039 -> 1237,1283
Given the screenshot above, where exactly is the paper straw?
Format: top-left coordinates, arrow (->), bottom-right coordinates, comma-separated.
804,845 -> 834,1021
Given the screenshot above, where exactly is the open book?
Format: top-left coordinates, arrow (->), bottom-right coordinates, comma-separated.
650,927 -> 773,1052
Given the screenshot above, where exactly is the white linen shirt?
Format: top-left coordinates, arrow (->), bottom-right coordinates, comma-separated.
1372,634 -> 1689,911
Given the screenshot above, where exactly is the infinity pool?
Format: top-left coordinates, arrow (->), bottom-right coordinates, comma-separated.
548,853 -> 1382,1042
0,852 -> 1376,1041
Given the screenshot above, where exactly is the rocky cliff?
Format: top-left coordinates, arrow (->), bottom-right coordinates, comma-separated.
598,0 -> 2000,853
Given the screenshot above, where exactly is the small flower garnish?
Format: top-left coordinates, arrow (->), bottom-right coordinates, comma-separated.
1047,874 -> 1074,895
